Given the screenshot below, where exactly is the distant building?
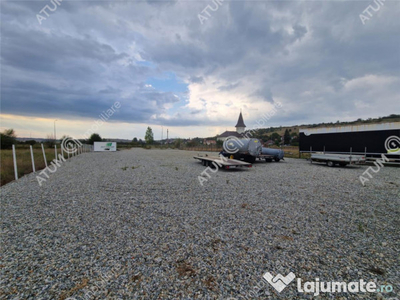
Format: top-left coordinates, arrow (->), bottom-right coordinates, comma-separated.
217,112 -> 247,142
299,122 -> 400,156
264,140 -> 274,146
235,112 -> 246,134
204,139 -> 216,145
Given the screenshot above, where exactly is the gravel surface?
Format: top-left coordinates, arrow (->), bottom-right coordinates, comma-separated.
1,148 -> 399,300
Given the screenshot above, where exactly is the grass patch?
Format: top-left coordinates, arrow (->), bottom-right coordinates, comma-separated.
0,146 -> 64,186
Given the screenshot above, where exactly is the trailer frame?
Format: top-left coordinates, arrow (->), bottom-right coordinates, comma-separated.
310,153 -> 366,167
193,155 -> 253,169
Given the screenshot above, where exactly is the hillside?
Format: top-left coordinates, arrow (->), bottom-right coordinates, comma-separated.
246,114 -> 400,140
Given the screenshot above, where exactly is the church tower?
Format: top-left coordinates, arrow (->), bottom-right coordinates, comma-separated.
235,111 -> 246,134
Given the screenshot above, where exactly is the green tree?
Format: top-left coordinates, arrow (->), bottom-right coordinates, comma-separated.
173,138 -> 181,148
270,132 -> 281,141
0,129 -> 16,149
283,129 -> 291,145
145,127 -> 154,144
88,133 -> 102,144
187,139 -> 198,147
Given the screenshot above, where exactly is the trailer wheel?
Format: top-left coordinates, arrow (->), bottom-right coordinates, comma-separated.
327,161 -> 335,167
210,162 -> 219,169
274,157 -> 280,162
202,160 -> 207,166
249,156 -> 256,163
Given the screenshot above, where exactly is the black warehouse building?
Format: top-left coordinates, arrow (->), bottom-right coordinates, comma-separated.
299,123 -> 400,157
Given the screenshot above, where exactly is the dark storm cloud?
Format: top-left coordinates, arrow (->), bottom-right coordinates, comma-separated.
1,0 -> 399,128
189,76 -> 204,84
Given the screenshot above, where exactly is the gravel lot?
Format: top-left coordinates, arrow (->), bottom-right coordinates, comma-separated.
1,148 -> 399,300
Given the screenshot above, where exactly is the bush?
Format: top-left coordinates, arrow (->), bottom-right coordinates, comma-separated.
25,140 -> 37,146
173,139 -> 181,148
0,134 -> 15,149
1,129 -> 17,149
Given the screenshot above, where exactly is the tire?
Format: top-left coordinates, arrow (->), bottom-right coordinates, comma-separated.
265,158 -> 273,162
202,160 -> 207,166
274,157 -> 280,162
210,161 -> 219,169
327,161 -> 335,167
245,156 -> 256,163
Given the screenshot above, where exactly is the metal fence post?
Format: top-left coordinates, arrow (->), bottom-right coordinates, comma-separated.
30,145 -> 36,172
12,144 -> 18,180
41,143 -> 48,167
54,145 -> 57,163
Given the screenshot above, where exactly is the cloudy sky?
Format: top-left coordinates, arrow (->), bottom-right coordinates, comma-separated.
1,0 -> 399,140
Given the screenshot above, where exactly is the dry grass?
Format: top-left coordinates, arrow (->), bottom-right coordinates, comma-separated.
0,145 -> 65,186
59,278 -> 89,300
176,261 -> 196,277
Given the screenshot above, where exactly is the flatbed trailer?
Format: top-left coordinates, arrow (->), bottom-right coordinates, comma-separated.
193,155 -> 252,169
310,153 -> 366,167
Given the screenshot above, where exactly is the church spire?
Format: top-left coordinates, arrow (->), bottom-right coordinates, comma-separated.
235,112 -> 246,128
235,111 -> 246,134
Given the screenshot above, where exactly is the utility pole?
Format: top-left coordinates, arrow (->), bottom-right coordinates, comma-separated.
162,126 -> 163,144
54,119 -> 57,142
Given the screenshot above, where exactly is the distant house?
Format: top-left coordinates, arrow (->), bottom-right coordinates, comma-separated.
217,112 -> 247,142
264,140 -> 274,146
204,139 -> 216,145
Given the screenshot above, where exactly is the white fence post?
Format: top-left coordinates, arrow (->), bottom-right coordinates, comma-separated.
41,143 -> 48,167
12,144 -> 18,180
30,145 -> 36,172
54,145 -> 57,163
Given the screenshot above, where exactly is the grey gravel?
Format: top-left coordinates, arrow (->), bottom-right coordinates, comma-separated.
1,148 -> 399,299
